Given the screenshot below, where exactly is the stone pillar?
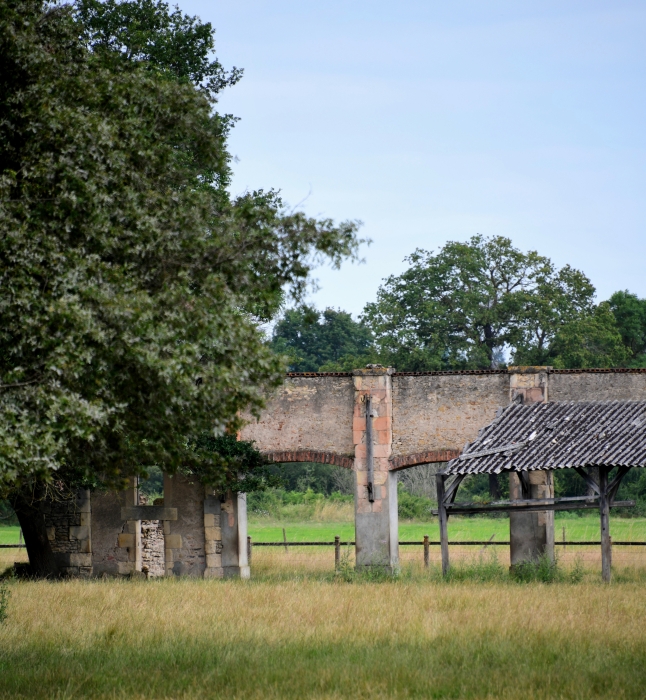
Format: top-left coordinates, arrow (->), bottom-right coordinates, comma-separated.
353,366 -> 398,572
117,477 -> 142,575
508,366 -> 555,566
203,488 -> 223,578
220,491 -> 250,579
162,473 -> 181,576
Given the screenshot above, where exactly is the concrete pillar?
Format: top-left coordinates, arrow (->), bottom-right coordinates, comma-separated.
352,366 -> 398,572
220,491 -> 250,579
508,366 -> 555,566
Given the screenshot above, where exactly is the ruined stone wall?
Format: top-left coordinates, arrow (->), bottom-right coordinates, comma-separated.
240,374 -> 354,459
164,474 -> 206,577
391,372 -> 509,459
43,489 -> 92,577
91,490 -> 131,577
549,370 -> 646,402
141,521 -> 165,577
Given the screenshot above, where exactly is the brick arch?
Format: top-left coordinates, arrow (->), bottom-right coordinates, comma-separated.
389,450 -> 460,471
263,450 -> 354,469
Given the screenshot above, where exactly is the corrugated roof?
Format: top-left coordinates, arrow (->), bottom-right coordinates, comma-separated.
443,400 -> 646,476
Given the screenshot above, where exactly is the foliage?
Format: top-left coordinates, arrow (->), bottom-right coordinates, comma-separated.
271,306 -> 375,372
75,0 -> 242,99
608,291 -> 646,367
187,434 -> 280,494
545,302 -> 629,369
363,235 -> 594,371
263,462 -> 353,495
0,0 -> 364,501
247,488 -> 352,520
397,485 -> 434,521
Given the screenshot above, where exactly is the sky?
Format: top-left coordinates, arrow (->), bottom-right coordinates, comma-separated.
182,0 -> 646,317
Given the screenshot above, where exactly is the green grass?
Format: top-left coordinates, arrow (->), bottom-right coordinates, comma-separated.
248,515 -> 646,543
2,577 -> 646,699
0,527 -> 21,545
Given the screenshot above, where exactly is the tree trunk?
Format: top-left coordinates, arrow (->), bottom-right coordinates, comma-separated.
9,487 -> 59,578
488,474 -> 501,500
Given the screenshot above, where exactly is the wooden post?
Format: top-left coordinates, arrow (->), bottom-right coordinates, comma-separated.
562,526 -> 566,552
247,536 -> 252,566
599,466 -> 612,583
335,535 -> 340,571
423,534 -> 429,569
436,473 -> 450,576
282,527 -> 288,553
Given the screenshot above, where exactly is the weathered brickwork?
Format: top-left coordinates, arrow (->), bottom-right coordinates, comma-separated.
43,489 -> 92,577
550,370 -> 646,402
240,375 -> 354,457
44,367 -> 646,577
141,520 -> 165,577
390,373 -> 509,460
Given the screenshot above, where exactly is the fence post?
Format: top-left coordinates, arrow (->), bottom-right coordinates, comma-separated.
335,536 -> 340,571
282,528 -> 288,553
247,536 -> 252,566
423,534 -> 429,569
562,526 -> 566,552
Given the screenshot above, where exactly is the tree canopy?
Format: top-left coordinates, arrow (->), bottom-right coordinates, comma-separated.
362,235 -> 595,371
0,0 -> 364,573
271,306 -> 374,372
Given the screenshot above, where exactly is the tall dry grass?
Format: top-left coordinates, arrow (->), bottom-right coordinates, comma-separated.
2,568 -> 646,698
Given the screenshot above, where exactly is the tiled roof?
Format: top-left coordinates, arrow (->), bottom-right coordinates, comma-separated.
443,400 -> 646,476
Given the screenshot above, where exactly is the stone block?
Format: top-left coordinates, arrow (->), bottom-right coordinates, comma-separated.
205,540 -> 217,555
204,567 -> 224,579
204,526 -> 221,542
46,527 -> 56,542
204,513 -> 216,528
117,533 -> 135,548
70,525 -> 90,540
118,561 -> 134,575
79,539 -> 92,554
206,553 -> 222,568
165,534 -> 182,549
80,512 -> 91,527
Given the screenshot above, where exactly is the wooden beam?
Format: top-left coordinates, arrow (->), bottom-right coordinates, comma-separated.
436,473 -> 450,576
432,498 -> 634,516
442,474 -> 466,505
600,466 -> 612,583
574,467 -> 601,496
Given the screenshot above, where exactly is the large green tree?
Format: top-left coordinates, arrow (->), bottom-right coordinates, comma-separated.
0,0 -> 363,575
271,306 -> 375,372
607,291 -> 646,367
363,235 -> 594,371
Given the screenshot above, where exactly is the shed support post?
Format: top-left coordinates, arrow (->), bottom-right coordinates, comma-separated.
599,466 -> 612,583
436,473 -> 449,576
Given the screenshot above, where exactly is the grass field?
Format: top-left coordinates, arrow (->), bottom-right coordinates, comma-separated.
3,520 -> 646,698
246,514 -> 646,543
2,575 -> 646,698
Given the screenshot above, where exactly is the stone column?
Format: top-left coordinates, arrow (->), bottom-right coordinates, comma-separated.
353,366 -> 398,572
117,477 -> 142,575
508,366 -> 555,566
162,473 -> 181,576
220,491 -> 250,579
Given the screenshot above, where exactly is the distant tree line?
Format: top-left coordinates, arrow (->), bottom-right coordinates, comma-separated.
272,236 -> 646,372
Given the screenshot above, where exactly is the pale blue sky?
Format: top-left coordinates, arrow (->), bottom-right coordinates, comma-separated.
183,0 -> 646,316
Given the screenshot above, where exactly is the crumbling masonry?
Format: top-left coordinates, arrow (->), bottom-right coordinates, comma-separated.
44,367 -> 646,577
